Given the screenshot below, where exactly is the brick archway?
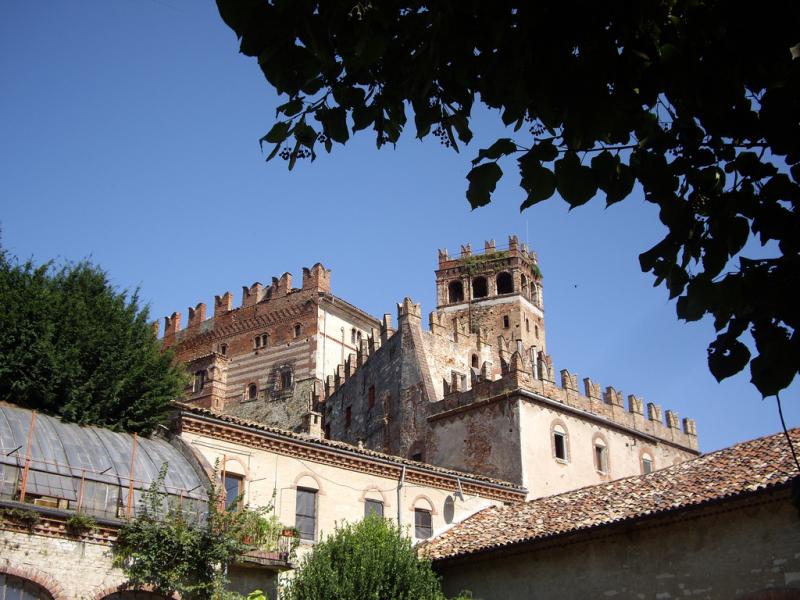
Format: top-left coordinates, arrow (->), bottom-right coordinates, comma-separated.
0,566 -> 68,600
93,583 -> 177,600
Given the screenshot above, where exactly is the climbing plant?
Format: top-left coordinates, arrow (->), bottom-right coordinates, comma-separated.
113,465 -> 288,600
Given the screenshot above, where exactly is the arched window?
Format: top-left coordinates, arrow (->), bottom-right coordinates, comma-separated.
552,422 -> 569,462
521,274 -> 529,298
261,334 -> 269,348
351,328 -> 357,344
247,383 -> 258,400
254,336 -> 261,349
471,354 -> 479,369
448,280 -> 465,303
294,323 -> 302,338
526,318 -> 530,333
532,283 -> 540,305
219,343 -> 227,356
496,272 -> 514,294
642,453 -> 654,474
472,276 -> 488,299
280,368 -> 293,390
0,572 -> 54,600
535,324 -> 540,339
193,370 -> 206,393
594,437 -> 609,473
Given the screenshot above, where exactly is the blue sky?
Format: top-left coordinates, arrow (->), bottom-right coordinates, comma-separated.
1,1 -> 796,452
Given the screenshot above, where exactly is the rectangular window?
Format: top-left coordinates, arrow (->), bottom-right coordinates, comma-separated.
295,488 -> 317,541
554,432 -> 567,461
224,473 -> 243,510
414,508 -> 432,539
345,406 -> 352,428
364,499 -> 384,518
281,370 -> 292,390
193,370 -> 206,393
503,315 -> 510,328
368,385 -> 376,409
642,457 -> 654,474
595,445 -> 608,472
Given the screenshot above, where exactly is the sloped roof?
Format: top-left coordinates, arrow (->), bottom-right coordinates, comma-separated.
178,403 -> 525,492
421,428 -> 800,561
0,402 -> 206,508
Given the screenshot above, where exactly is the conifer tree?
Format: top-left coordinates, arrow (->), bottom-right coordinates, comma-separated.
0,246 -> 186,434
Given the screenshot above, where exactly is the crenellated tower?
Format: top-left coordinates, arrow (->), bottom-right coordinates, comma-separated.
434,235 -> 546,370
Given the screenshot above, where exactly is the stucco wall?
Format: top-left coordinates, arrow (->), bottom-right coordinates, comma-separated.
181,430 -> 501,561
519,401 -> 696,497
437,489 -> 800,599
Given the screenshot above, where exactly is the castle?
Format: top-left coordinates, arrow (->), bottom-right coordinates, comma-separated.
2,236 -> 799,600
162,235 -> 699,498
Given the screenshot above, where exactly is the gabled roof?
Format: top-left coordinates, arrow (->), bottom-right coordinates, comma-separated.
421,428 -> 800,562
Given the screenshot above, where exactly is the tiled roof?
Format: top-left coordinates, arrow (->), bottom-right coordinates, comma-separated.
421,428 -> 800,561
177,403 -> 526,492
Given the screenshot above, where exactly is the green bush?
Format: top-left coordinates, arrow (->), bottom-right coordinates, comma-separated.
64,512 -> 96,536
283,515 -> 469,600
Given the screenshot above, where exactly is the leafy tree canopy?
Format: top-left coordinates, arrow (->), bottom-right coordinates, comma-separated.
216,1 -> 800,397
0,247 -> 186,434
284,514 -> 466,600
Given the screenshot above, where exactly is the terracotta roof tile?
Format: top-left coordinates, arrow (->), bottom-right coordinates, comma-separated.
177,403 -> 525,492
421,428 -> 800,561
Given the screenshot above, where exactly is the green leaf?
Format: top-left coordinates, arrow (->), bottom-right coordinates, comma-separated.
276,98 -> 303,117
520,163 -> 556,210
529,140 -> 559,163
554,152 -> 597,208
472,138 -> 517,166
466,162 -> 503,209
318,107 -> 349,144
294,122 -> 316,148
261,121 -> 291,146
707,332 -> 751,382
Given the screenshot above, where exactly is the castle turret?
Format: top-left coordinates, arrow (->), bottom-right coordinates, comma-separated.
434,235 -> 545,353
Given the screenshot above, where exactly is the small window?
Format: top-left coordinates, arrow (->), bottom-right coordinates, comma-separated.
357,331 -> 362,343
281,369 -> 293,390
345,406 -> 352,428
364,499 -> 384,518
294,323 -> 302,338
193,370 -> 206,393
411,452 -> 423,462
471,354 -> 479,369
261,334 -> 269,348
368,385 -> 376,409
414,508 -> 432,539
595,443 -> 608,473
526,318 -> 530,333
472,276 -> 488,299
535,324 -> 539,339
642,454 -> 654,474
448,280 -> 465,303
220,343 -> 227,356
503,315 -> 510,328
496,272 -> 514,294
247,383 -> 258,400
295,488 -> 317,541
553,427 -> 568,461
254,336 -> 261,349
324,424 -> 331,439
224,473 -> 243,510
351,328 -> 357,344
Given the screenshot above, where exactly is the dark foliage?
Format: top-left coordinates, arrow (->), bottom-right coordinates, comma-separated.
0,247 -> 186,434
217,0 -> 800,397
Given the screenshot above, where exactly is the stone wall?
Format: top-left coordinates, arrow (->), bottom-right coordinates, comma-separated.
437,487 -> 800,599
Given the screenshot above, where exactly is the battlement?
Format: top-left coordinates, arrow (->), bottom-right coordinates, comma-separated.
437,235 -> 539,270
428,365 -> 698,452
161,263 -> 332,343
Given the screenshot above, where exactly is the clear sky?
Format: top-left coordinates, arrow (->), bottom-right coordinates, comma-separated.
1,1 -> 796,453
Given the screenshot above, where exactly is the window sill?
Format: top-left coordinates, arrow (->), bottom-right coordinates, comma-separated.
554,457 -> 569,465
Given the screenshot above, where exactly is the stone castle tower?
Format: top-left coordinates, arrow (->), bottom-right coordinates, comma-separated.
434,235 -> 545,358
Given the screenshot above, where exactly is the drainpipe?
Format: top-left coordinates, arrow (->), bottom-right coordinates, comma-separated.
397,466 -> 406,527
